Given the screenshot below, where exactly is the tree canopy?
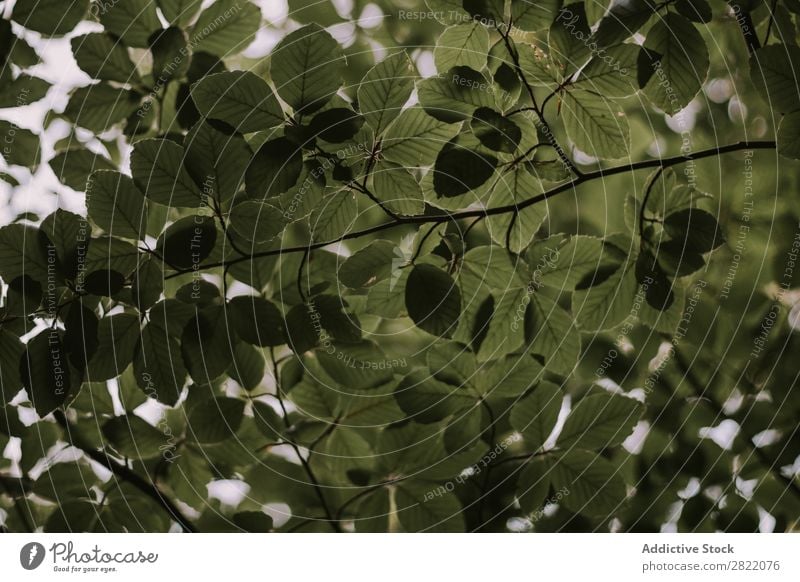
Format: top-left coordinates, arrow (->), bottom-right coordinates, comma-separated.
0,0 -> 798,533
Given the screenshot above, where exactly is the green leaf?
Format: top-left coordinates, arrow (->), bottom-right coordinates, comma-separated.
371,161 -> 426,216
232,511 -> 273,532
191,71 -> 284,133
406,264 -> 462,338
366,268 -> 409,318
83,236 -> 140,277
228,200 -> 287,247
309,191 -> 358,242
21,332 -> 71,417
592,0 -> 653,48
510,381 -> 563,450
571,259 -> 640,331
133,302 -> 188,405
64,84 -> 142,132
511,0 -> 561,32
338,240 -> 398,288
471,107 -> 522,153
12,0 -> 88,36
558,392 -> 643,450
538,236 -> 609,289
485,166 -> 546,253
675,0 -> 712,22
189,0 -> 261,57
432,136 -> 498,197
288,0 -> 343,25
71,33 -> 140,83
228,342 -> 265,390
525,292 -> 581,376
131,139 -> 205,207
228,295 -> 285,346
5,31 -> 40,68
663,208 -> 725,253
550,450 -> 628,516
575,43 -> 640,97
477,354 -> 545,398
167,447 -> 213,510
271,24 -> 344,115
778,110 -> 800,159
184,121 -> 251,203
357,52 -> 416,136
132,256 -> 164,311
315,341 -> 395,390
0,120 -> 41,168
187,397 -> 245,443
0,74 -> 50,107
158,0 -> 203,27
418,66 -> 496,123
380,107 -> 461,167
245,137 -> 303,199
0,224 -> 50,283
515,457 -> 553,514
549,3 -> 592,78
434,23 -> 490,72
750,44 -> 800,114
98,0 -> 162,48
394,368 -> 475,423
561,89 -> 629,159
86,171 -> 148,240
353,488 -> 390,532
642,13 -> 709,114
150,26 -> 190,82
308,108 -> 364,144
424,0 -> 472,25
102,415 -> 170,459
516,42 -> 561,87
88,313 -> 141,381
395,483 -> 465,532
0,328 -> 25,404
157,215 -> 217,269
63,302 -> 100,371
50,148 -> 115,192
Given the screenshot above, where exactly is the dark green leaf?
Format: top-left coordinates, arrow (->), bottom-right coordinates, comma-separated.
358,52 -> 416,136
87,171 -> 148,240
271,24 -> 344,115
191,71 -> 284,133
187,397 -> 245,443
98,0 -> 162,48
131,139 -> 205,207
558,392 -> 643,450
71,33 -> 140,83
405,264 -> 461,338
12,0 -> 88,36
157,215 -> 217,269
189,0 -> 260,56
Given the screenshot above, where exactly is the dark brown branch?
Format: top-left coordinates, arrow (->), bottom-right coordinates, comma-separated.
164,140 -> 776,280
54,411 -> 197,533
734,9 -> 761,54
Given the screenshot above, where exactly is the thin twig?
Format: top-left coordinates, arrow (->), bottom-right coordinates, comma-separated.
54,411 -> 197,533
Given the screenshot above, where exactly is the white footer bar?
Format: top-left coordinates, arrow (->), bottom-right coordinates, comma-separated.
1,533 -> 797,581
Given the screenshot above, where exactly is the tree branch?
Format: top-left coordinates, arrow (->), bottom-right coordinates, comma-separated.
165,140 -> 776,279
54,411 -> 197,533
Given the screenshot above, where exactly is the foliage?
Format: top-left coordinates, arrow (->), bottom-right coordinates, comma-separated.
0,0 -> 798,533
